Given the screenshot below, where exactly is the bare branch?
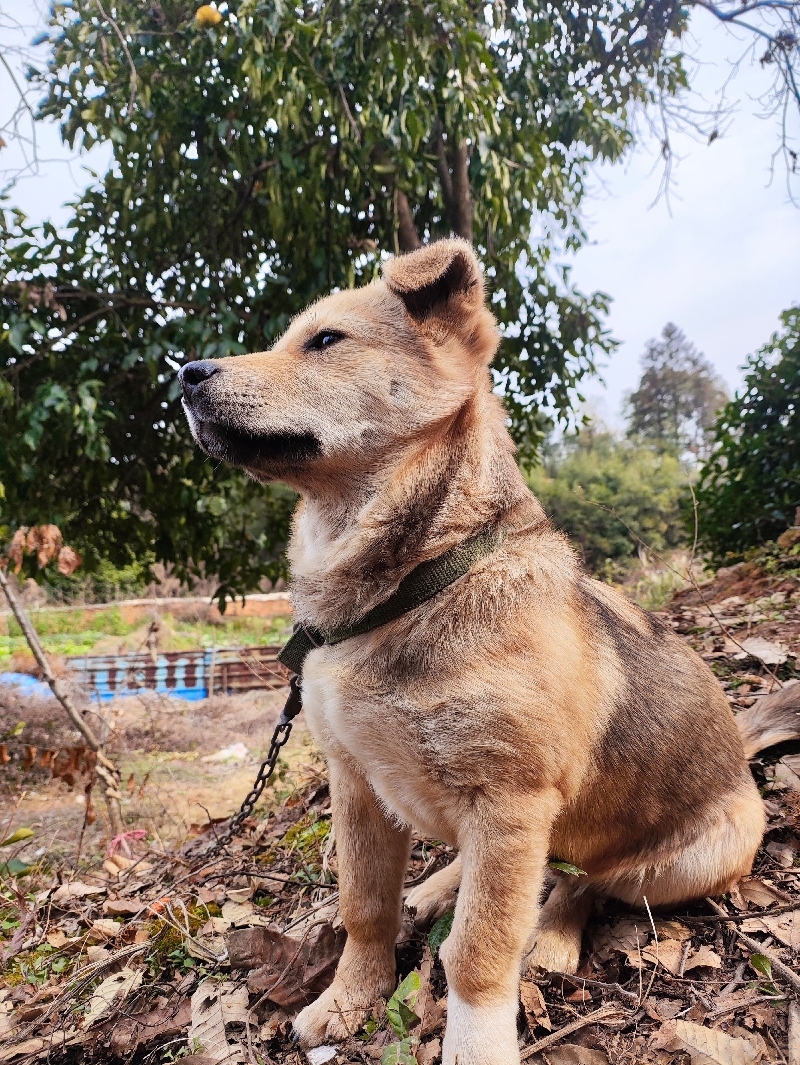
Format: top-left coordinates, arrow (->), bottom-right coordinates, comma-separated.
95,0 -> 137,118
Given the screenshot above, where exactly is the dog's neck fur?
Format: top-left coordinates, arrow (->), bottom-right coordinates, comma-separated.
287,387 -> 544,628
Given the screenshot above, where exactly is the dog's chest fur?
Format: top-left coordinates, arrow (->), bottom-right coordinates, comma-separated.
300,649 -> 457,840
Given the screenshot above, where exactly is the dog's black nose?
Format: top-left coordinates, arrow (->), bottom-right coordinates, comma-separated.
179,360 -> 220,398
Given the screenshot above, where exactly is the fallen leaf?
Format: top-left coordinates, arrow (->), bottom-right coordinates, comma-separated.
103,899 -> 144,917
667,1018 -> 762,1064
742,909 -> 800,949
52,881 -> 105,906
108,998 -> 192,1056
520,979 -> 551,1032
89,919 -> 121,941
188,980 -> 245,1065
736,637 -> 788,666
566,988 -> 592,1003
737,878 -> 785,908
654,919 -> 692,941
642,938 -> 684,975
221,900 -> 254,924
46,929 -> 69,948
416,1039 -> 441,1065
212,983 -> 247,1026
543,1047 -> 609,1065
765,841 -> 796,868
683,945 -> 722,971
0,1037 -> 45,1061
238,923 -> 346,1009
83,967 -> 143,1027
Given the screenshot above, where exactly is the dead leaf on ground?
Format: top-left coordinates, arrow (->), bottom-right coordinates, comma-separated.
741,909 -> 800,950
0,1037 -> 45,1062
654,919 -> 692,941
416,1038 -> 441,1065
683,945 -> 723,972
541,1046 -> 609,1065
83,967 -> 143,1027
108,997 -> 192,1056
51,881 -> 105,906
188,980 -> 245,1065
230,923 -> 345,1009
737,878 -> 786,908
520,979 -> 552,1032
654,1018 -> 763,1064
642,938 -> 684,975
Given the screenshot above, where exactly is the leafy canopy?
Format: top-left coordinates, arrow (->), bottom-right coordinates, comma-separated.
1,0 -> 690,595
696,307 -> 800,559
625,323 -> 728,460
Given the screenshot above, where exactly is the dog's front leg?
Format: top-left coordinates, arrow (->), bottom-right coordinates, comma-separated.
440,790 -> 562,1065
293,755 -> 411,1046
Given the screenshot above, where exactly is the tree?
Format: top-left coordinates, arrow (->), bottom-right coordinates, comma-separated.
527,431 -> 688,572
695,307 -> 800,558
625,323 -> 728,459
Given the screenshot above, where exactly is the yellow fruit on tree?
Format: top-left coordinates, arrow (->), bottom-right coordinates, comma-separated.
195,5 -> 222,26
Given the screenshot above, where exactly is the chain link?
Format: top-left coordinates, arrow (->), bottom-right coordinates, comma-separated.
200,674 -> 303,855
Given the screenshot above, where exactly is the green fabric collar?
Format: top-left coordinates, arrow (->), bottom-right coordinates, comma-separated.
278,526 -> 502,676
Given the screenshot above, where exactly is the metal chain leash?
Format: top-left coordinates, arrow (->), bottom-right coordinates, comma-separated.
200,675 -> 304,856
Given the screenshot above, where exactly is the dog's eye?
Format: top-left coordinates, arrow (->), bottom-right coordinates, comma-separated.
307,330 -> 345,351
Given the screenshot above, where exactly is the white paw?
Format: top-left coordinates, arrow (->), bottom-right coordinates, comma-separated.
293,980 -> 375,1046
442,988 -> 520,1065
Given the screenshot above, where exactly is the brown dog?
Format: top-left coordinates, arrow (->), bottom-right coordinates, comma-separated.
180,239 -> 800,1064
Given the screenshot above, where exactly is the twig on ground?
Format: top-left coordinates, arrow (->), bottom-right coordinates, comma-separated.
520,1004 -> 628,1060
550,973 -> 639,1007
706,994 -> 787,1020
705,898 -> 800,992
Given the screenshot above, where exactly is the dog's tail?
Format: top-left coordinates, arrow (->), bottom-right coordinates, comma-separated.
736,683 -> 800,758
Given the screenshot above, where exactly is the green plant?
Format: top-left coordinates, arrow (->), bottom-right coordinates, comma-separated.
696,307 -> 800,559
527,431 -> 690,572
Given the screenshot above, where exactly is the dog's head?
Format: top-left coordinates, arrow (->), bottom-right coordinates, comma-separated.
180,239 -> 499,490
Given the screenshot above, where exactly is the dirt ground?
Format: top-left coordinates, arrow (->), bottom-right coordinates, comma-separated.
1,546 -> 799,1065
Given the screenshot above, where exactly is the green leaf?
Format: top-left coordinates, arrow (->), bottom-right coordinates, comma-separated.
2,827 -> 35,847
427,910 -> 454,955
749,954 -> 773,980
0,858 -> 32,878
381,1039 -> 418,1065
548,860 -> 587,876
386,971 -> 420,1038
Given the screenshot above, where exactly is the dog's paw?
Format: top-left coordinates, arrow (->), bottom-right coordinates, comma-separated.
405,863 -> 461,928
292,979 -> 376,1046
521,926 -> 582,975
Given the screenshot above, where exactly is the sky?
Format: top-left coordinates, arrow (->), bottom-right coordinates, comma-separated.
1,1 -> 798,429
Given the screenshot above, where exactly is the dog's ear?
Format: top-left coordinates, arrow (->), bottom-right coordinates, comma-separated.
382,239 -> 485,322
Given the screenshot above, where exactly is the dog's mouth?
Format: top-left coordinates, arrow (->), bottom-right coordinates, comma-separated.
193,418 -> 322,469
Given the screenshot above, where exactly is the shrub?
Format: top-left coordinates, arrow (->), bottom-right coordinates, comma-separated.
696,307 -> 800,560
527,431 -> 690,572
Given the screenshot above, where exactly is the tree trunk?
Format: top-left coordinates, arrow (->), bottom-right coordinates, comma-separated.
0,567 -> 125,836
396,190 -> 423,252
432,120 -> 473,243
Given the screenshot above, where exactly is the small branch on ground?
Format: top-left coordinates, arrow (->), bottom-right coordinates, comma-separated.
705,898 -> 800,993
